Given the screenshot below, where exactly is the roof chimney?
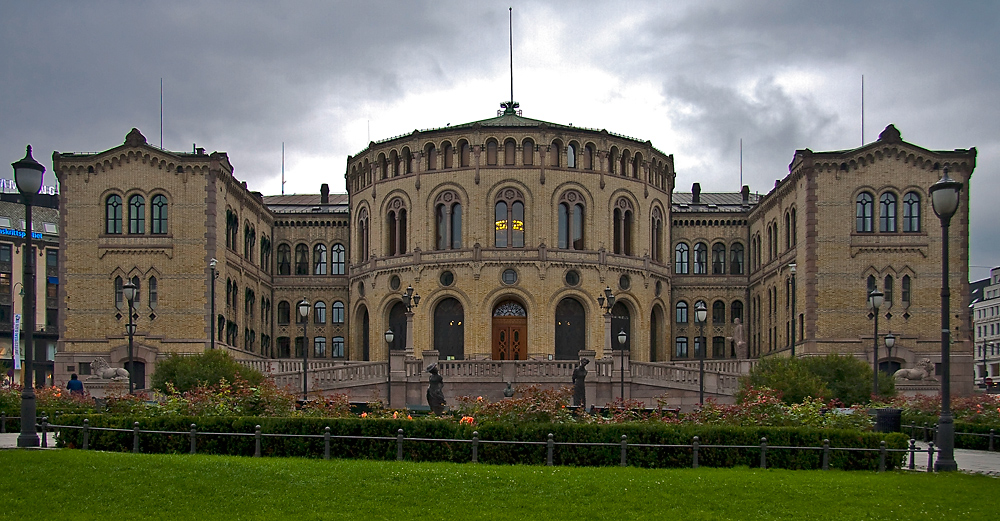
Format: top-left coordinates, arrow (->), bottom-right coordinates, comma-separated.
692,183 -> 701,204
320,183 -> 330,204
741,185 -> 750,204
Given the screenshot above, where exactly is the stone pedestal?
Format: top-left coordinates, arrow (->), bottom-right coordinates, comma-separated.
83,378 -> 129,399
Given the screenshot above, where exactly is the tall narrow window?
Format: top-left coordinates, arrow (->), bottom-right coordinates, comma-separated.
713,301 -> 725,324
522,139 -> 534,165
114,276 -> 123,309
495,189 -> 525,248
584,144 -> 595,170
332,301 -> 345,324
650,208 -> 663,262
612,198 -> 633,255
674,243 -> 689,274
128,195 -> 145,234
313,244 -> 327,275
332,337 -> 345,358
712,243 -> 726,274
486,139 -> 498,165
550,141 -> 561,167
857,192 -> 874,232
880,192 -> 897,232
294,244 -> 309,275
675,337 -> 689,358
425,144 -> 436,170
903,192 -> 921,232
106,195 -> 123,234
277,244 -> 291,275
884,275 -> 894,306
277,301 -> 290,324
867,274 -> 877,296
675,301 -> 688,323
557,191 -> 585,250
151,195 -> 167,234
357,208 -> 369,263
314,301 -> 326,324
693,242 -> 708,274
504,139 -> 516,165
387,199 -> 408,255
442,142 -> 453,169
567,143 -> 577,168
329,242 -> 343,275
459,141 -> 471,167
434,192 -> 462,250
730,242 -> 744,275
148,277 -> 158,309
902,275 -> 911,305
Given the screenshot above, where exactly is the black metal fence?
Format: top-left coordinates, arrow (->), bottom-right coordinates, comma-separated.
903,422 -> 996,452
17,416 -> 944,472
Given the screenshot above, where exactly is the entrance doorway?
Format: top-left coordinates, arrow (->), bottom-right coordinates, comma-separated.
492,300 -> 527,360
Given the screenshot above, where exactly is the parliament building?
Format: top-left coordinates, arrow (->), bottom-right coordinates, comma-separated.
49,104 -> 978,401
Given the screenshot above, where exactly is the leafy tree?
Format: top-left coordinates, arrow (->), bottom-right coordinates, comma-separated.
150,350 -> 265,393
737,357 -> 829,405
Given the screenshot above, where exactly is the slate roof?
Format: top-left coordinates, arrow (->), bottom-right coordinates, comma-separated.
263,193 -> 349,215
671,192 -> 759,213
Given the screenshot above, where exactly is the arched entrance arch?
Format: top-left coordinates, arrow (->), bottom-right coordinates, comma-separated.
555,297 -> 586,360
388,302 -> 406,352
359,305 -> 370,361
611,301 -> 631,356
492,300 -> 527,360
650,304 -> 664,362
434,297 -> 465,360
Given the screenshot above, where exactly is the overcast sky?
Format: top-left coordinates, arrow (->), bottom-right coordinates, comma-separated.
2,1 -> 997,279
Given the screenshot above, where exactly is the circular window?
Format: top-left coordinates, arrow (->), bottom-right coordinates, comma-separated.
501,269 -> 518,285
389,275 -> 401,291
655,280 -> 662,297
564,270 -> 580,287
440,270 -> 455,286
357,281 -> 365,297
618,274 -> 631,291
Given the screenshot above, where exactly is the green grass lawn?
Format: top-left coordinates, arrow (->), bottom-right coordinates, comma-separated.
0,450 -> 994,520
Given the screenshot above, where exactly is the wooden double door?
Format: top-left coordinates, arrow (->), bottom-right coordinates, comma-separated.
492,316 -> 527,360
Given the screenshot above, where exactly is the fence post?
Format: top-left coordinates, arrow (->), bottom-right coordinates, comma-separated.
83,419 -> 90,451
923,422 -> 929,442
760,437 -> 767,469
926,442 -> 935,472
190,424 -> 197,454
990,429 -> 995,452
254,425 -> 261,457
1,411 -> 5,433
40,416 -> 48,448
472,431 -> 479,463
878,441 -> 886,472
620,435 -> 628,467
692,436 -> 699,468
132,422 -> 140,454
546,433 -> 554,466
324,427 -> 331,460
396,429 -> 404,461
908,439 -> 916,470
822,439 -> 830,471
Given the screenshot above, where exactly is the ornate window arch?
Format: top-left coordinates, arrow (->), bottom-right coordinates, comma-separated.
313,244 -> 328,275
856,192 -> 874,232
521,138 -> 534,166
356,207 -> 369,262
550,140 -> 562,167
880,192 -> 897,232
730,242 -> 745,275
675,300 -> 688,323
331,243 -> 346,275
584,144 -> 596,170
903,191 -> 921,232
435,190 -> 463,250
276,243 -> 291,275
386,198 -> 408,256
674,242 -> 689,274
495,188 -> 525,248
458,140 -> 471,167
151,194 -> 167,234
128,194 -> 145,234
557,190 -> 585,250
425,143 -> 437,171
504,138 -> 517,166
712,242 -> 726,274
612,197 -> 634,255
693,242 -> 708,274
486,139 -> 498,166
442,141 -> 454,169
294,243 -> 309,275
567,143 -> 578,169
105,194 -> 123,234
650,207 -> 663,262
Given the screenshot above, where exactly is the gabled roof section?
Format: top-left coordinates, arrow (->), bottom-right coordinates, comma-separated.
263,193 -> 349,215
672,192 -> 759,213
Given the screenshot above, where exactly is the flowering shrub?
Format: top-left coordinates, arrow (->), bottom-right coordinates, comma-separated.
298,393 -> 352,418
686,387 -> 873,430
453,385 -> 578,424
880,393 -> 1000,425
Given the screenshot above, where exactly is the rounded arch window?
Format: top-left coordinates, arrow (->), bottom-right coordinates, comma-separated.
619,274 -> 631,291
564,269 -> 580,287
501,269 -> 518,285
440,270 -> 455,287
390,275 -> 401,291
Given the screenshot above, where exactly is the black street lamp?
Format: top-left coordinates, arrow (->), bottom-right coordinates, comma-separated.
930,165 -> 962,472
617,329 -> 627,401
597,286 -> 618,396
384,328 -> 394,407
298,298 -> 310,400
209,258 -> 217,350
123,281 -> 138,394
868,289 -> 884,397
401,285 -> 420,352
13,145 -> 44,448
695,300 -> 707,404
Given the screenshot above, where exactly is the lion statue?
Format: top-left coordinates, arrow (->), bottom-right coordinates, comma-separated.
91,358 -> 129,380
893,358 -> 937,382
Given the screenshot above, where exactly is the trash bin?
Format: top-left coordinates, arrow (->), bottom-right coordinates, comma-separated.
871,407 -> 902,433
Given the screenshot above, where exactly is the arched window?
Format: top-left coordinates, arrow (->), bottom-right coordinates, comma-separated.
425,143 -> 437,171
880,192 -> 897,232
857,192 -> 874,232
612,198 -> 634,255
730,242 -> 745,275
731,300 -> 744,322
902,275 -> 912,305
675,337 -> 689,358
550,141 -> 561,167
313,244 -> 327,275
903,192 -> 921,232
128,194 -> 145,234
435,297 -> 466,360
294,244 -> 309,275
314,301 -> 326,324
331,243 -> 346,275
784,212 -> 791,250
434,192 -> 463,251
504,138 -> 516,165
442,142 -> 453,169
693,242 -> 708,274
387,198 -> 408,256
522,139 -> 534,166
114,276 -> 123,309
106,195 -> 123,234
331,337 -> 345,358
357,208 -> 369,262
712,243 -> 726,274
332,301 -> 345,324
378,153 -> 388,179
151,194 -> 167,234
567,143 -> 577,168
632,152 -> 641,178
713,300 -> 725,324
584,144 -> 595,170
314,337 -> 327,358
674,243 -> 689,274
650,208 -> 663,262
389,150 -> 399,177
277,301 -> 290,325
495,189 -> 525,248
486,139 -> 498,166
401,148 -> 412,175
277,244 -> 291,275
148,276 -> 158,309
675,301 -> 688,323
884,275 -> 894,306
459,141 -> 471,167
867,274 -> 877,297
557,191 -> 585,250
609,147 -> 619,174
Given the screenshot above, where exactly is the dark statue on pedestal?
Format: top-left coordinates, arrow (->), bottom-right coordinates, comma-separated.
572,359 -> 589,407
426,363 -> 446,415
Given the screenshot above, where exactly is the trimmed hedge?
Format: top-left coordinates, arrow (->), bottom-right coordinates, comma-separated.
902,415 -> 998,451
54,415 -> 907,470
